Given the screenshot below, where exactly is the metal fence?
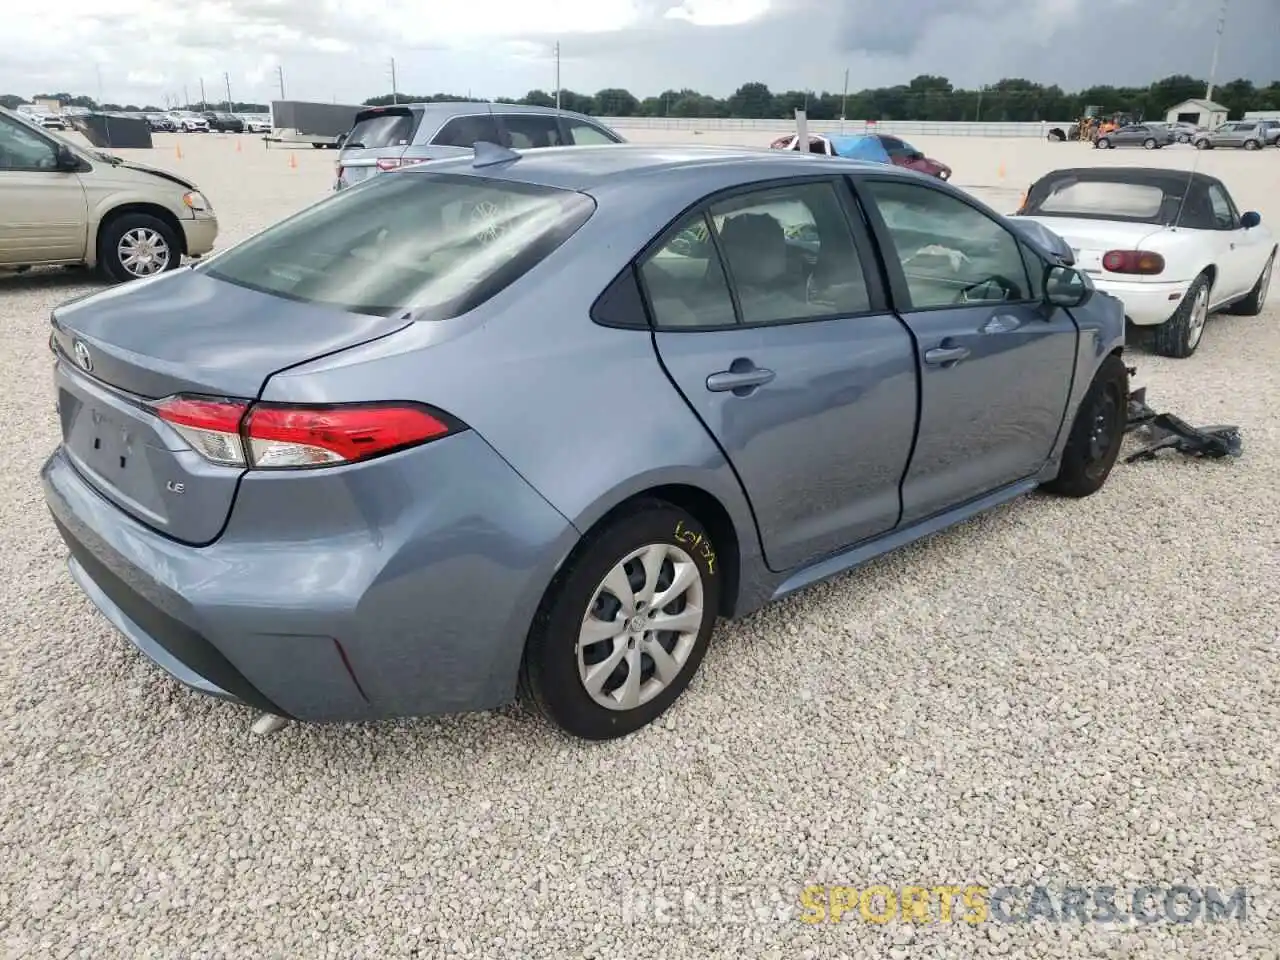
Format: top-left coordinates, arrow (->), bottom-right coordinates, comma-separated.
599,117 -> 1076,138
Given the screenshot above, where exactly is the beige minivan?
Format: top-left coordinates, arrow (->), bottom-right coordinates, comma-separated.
0,106 -> 218,282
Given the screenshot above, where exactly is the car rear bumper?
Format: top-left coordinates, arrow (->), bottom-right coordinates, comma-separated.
180,217 -> 218,258
1091,277 -> 1190,326
41,430 -> 578,723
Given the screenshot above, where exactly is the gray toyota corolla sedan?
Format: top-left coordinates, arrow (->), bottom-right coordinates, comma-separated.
42,144 -> 1128,741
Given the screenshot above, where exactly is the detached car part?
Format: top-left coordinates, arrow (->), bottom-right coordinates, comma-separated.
1123,378 -> 1242,463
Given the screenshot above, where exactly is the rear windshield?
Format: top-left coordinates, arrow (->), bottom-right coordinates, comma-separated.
345,109 -> 420,149
1024,180 -> 1167,220
201,172 -> 595,318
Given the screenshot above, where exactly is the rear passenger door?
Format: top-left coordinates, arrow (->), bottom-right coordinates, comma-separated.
428,114 -> 503,149
499,114 -> 565,149
854,176 -> 1078,525
642,178 -> 920,573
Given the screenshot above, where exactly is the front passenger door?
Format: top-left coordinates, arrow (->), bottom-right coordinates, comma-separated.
0,114 -> 87,265
855,177 -> 1079,525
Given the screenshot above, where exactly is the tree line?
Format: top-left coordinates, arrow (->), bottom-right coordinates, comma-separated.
6,74 -> 1279,123
364,75 -> 1280,122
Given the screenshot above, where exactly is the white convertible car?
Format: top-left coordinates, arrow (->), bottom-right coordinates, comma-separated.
1011,167 -> 1275,357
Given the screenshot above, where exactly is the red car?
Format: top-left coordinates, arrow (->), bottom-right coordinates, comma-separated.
770,132 -> 951,180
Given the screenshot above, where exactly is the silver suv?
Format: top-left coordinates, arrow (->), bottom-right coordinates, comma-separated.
334,102 -> 626,190
1193,121 -> 1273,150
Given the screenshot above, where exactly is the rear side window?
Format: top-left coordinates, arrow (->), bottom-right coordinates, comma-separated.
346,109 -> 420,149
502,115 -> 564,148
563,119 -> 622,145
201,173 -> 595,319
432,115 -> 502,148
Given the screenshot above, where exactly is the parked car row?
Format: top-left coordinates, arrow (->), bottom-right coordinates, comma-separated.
140,111 -> 271,134
1092,119 -> 1280,151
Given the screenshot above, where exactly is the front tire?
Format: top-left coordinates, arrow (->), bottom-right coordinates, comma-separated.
98,213 -> 181,283
519,500 -> 722,740
1042,354 -> 1128,498
1095,137 -> 1110,149
1195,139 -> 1211,150
1244,139 -> 1261,150
1153,272 -> 1212,358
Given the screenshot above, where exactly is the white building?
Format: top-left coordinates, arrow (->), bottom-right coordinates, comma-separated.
1165,99 -> 1229,128
1244,110 -> 1280,121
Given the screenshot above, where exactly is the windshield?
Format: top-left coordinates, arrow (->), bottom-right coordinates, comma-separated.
1022,179 -> 1167,221
201,171 -> 595,318
345,110 -> 420,149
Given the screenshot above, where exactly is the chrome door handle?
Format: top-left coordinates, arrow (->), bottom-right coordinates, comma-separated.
706,365 -> 775,393
924,345 -> 970,366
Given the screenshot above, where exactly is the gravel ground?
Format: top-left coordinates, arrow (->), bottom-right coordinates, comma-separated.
1,132 -> 1277,959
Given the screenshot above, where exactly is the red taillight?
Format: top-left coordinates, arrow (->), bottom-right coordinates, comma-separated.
375,157 -> 427,172
1101,249 -> 1165,275
152,397 -> 458,470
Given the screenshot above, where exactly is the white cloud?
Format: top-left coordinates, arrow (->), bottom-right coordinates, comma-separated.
664,0 -> 772,26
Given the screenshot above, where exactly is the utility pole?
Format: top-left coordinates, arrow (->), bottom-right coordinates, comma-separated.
224,72 -> 232,111
95,64 -> 104,107
1205,0 -> 1229,103
389,57 -> 398,104
183,85 -> 190,110
840,68 -> 849,127
554,42 -> 561,110
276,65 -> 286,101
199,77 -> 207,110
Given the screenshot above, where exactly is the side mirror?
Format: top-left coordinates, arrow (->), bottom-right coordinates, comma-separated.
54,144 -> 79,172
1044,264 -> 1092,308
1241,210 -> 1261,229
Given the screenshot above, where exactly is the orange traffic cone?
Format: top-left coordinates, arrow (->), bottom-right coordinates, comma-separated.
288,152 -> 297,170
997,161 -> 1007,180
235,139 -> 242,153
175,143 -> 183,160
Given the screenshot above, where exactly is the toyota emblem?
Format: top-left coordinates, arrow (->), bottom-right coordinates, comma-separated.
72,339 -> 92,372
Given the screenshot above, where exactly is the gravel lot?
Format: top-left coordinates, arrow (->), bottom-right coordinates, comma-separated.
1,131 -> 1277,959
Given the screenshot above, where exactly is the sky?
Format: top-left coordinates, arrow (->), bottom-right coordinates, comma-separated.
3,0 -> 1276,108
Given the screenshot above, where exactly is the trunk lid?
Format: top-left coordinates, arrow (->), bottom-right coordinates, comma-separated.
1014,216 -> 1167,277
50,269 -> 411,544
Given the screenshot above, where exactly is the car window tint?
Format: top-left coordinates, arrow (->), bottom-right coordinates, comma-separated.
431,115 -> 502,148
202,172 -> 594,319
0,115 -> 57,169
1206,184 -> 1236,228
863,179 -> 1032,308
502,115 -> 564,148
563,120 -> 620,145
347,110 -> 419,149
708,181 -> 871,323
639,213 -> 737,329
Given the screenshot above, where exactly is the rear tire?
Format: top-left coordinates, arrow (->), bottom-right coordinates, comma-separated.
1143,138 -> 1157,150
1042,354 -> 1129,498
97,212 -> 181,284
1153,272 -> 1212,358
1225,249 -> 1275,316
519,500 -> 722,741
1244,139 -> 1261,150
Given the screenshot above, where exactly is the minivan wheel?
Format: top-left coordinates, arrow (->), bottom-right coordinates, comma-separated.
1042,354 -> 1129,498
99,213 -> 181,283
519,500 -> 721,740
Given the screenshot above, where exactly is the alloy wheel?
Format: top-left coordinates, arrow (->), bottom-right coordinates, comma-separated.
576,543 -> 704,712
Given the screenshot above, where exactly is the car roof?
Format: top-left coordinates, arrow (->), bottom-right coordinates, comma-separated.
357,101 -> 602,124
400,143 -> 912,193
1029,166 -> 1226,193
